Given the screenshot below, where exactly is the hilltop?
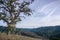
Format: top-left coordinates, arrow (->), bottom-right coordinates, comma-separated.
0,33 -> 44,40
0,26 -> 49,40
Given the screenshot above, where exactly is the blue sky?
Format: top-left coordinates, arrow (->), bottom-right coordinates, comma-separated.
0,0 -> 60,28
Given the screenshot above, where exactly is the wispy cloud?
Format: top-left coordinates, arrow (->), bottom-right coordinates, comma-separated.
41,8 -> 57,22
16,0 -> 60,28
0,0 -> 60,28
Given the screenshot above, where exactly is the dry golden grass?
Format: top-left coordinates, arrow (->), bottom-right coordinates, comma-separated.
0,33 -> 42,40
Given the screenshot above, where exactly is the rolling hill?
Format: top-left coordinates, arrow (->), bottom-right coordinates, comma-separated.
29,26 -> 60,40
0,33 -> 42,40
0,25 -> 60,40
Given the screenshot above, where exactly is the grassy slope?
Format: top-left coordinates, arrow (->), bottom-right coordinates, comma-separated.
0,33 -> 42,40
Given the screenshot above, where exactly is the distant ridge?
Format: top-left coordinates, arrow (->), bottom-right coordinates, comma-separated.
0,25 -> 60,40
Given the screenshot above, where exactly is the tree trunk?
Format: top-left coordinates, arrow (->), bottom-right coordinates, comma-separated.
7,23 -> 16,35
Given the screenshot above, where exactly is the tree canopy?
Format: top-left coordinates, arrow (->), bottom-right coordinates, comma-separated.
0,0 -> 34,24
0,0 -> 34,34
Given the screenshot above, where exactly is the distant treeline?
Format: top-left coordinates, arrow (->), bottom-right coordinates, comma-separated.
29,26 -> 60,40
0,26 -> 60,40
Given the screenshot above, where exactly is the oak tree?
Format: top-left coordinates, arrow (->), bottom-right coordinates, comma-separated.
0,0 -> 34,34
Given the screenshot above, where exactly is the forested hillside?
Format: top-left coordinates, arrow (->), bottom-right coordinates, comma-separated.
29,26 -> 60,40
0,26 -> 60,40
